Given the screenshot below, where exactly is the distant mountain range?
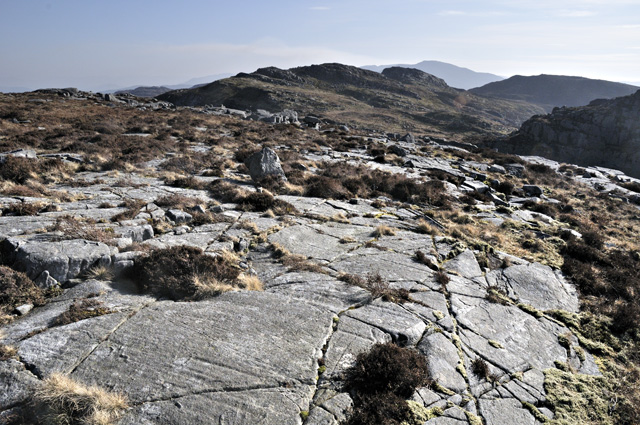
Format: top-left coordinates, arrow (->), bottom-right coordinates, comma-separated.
108,73 -> 233,97
470,75 -> 639,113
362,60 -> 504,90
158,63 -> 544,139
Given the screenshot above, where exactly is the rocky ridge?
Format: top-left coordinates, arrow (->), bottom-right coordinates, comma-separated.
157,63 -> 545,139
488,89 -> 640,178
0,91 -> 639,424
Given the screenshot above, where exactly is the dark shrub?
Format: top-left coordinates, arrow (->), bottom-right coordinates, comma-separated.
610,302 -> 640,335
435,270 -> 450,285
561,258 -> 606,296
165,175 -> 208,190
496,180 -> 514,196
2,202 -> 41,216
305,175 -> 350,199
346,342 -> 429,398
238,192 -> 275,212
563,240 -> 604,264
471,357 -> 490,380
582,230 -> 604,250
237,191 -> 297,215
130,246 -> 240,301
0,266 -> 45,316
208,180 -> 242,203
346,392 -> 411,425
52,299 -> 111,327
0,156 -> 36,183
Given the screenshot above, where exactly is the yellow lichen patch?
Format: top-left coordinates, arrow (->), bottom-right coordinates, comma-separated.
543,368 -> 616,425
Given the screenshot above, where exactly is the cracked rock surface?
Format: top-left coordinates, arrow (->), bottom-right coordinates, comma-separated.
0,134 -> 610,425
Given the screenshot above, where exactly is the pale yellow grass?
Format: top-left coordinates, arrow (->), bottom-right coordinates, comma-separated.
36,373 -> 128,425
372,225 -> 397,238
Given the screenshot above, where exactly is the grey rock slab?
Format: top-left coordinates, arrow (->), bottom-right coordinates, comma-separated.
143,231 -> 220,250
330,247 -> 435,283
317,392 -> 352,423
18,311 -> 130,377
345,300 -> 427,346
72,291 -> 334,404
305,406 -> 338,425
418,332 -> 467,393
268,224 -> 350,262
373,230 -> 437,256
322,315 -> 391,379
0,359 -> 39,411
453,294 -> 568,373
416,387 -> 443,406
276,195 -> 325,213
112,224 -> 154,242
166,209 -> 193,224
120,387 -> 310,425
0,215 -> 56,237
267,271 -> 369,313
425,417 -> 468,425
443,406 -> 468,421
446,275 -> 487,298
306,222 -> 374,244
325,199 -> 381,215
404,290 -> 450,322
2,237 -> 114,283
479,397 -> 535,425
444,250 -> 483,279
486,263 -> 579,312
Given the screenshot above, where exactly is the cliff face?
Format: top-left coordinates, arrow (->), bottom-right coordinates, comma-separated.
491,90 -> 640,177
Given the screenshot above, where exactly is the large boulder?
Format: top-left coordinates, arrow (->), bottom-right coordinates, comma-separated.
1,237 -> 115,284
244,147 -> 287,184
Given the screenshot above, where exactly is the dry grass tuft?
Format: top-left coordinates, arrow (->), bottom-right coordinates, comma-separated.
35,373 -> 128,425
83,265 -> 114,281
270,242 -> 324,273
414,219 -> 440,235
371,225 -> 397,238
236,274 -> 264,291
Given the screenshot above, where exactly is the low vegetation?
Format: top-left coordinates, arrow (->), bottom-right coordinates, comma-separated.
34,373 -> 128,425
0,266 -> 46,324
344,342 -> 431,425
53,299 -> 112,327
129,246 -> 261,300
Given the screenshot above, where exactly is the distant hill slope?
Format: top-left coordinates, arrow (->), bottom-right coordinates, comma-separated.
486,89 -> 640,178
158,63 -> 544,139
115,86 -> 172,98
362,60 -> 504,90
470,75 -> 639,113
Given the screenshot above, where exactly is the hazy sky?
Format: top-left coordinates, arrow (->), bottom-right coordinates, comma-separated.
1,0 -> 639,91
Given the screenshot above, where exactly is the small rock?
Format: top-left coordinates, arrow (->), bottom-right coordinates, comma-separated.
166,209 -> 193,224
399,133 -> 415,144
523,185 -> 543,197
33,270 -> 59,289
14,304 -> 33,316
244,147 -> 287,184
489,164 -> 506,174
390,145 -> 408,157
504,163 -> 525,177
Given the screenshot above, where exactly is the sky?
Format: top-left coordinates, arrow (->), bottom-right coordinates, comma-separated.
1,0 -> 639,92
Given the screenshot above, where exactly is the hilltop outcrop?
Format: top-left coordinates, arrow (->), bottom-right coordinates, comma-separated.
488,90 -> 640,178
158,63 -> 545,139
